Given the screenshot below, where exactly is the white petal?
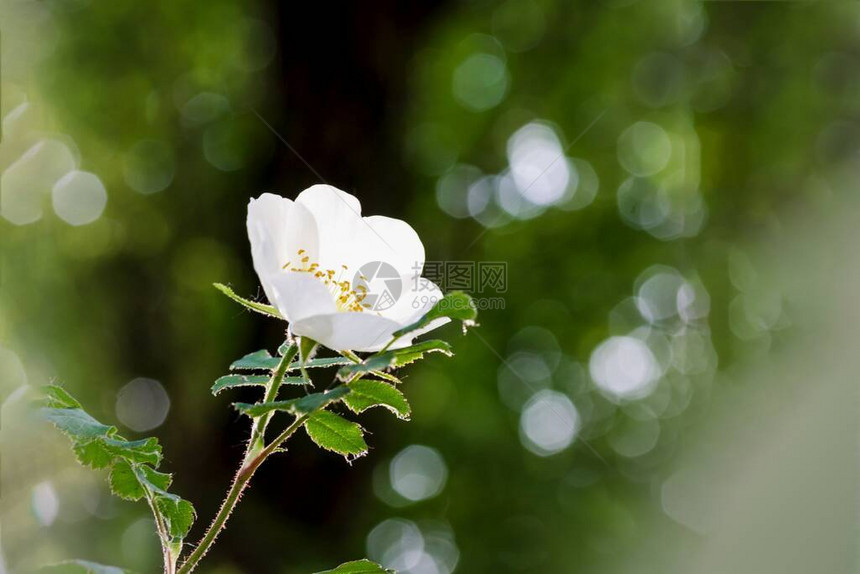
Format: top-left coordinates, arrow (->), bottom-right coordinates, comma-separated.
268,271 -> 337,323
295,185 -> 425,278
291,312 -> 402,352
377,275 -> 443,323
386,278 -> 450,348
363,215 -> 425,276
247,193 -> 318,305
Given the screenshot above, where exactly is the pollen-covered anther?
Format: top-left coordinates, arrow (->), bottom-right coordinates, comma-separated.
283,249 -> 366,312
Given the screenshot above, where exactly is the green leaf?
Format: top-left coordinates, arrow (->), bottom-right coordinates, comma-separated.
140,465 -> 173,491
155,493 -> 196,539
230,349 -> 281,371
234,387 -> 351,418
337,354 -> 397,381
211,374 -> 270,395
390,340 -> 453,367
344,379 -> 410,420
39,386 -> 195,545
315,559 -> 393,574
42,385 -> 83,409
392,291 -> 477,338
212,374 -> 307,395
337,340 -> 453,381
37,559 -> 129,574
109,460 -> 146,501
42,407 -> 115,440
289,357 -> 354,370
213,282 -> 282,318
304,410 -> 367,457
299,336 -> 319,364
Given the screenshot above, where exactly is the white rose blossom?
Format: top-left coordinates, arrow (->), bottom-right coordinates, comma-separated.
246,185 -> 448,351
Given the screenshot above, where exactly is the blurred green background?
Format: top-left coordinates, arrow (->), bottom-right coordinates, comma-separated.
1,0 -> 857,572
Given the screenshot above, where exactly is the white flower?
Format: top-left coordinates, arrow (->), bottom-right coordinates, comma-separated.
247,185 -> 448,351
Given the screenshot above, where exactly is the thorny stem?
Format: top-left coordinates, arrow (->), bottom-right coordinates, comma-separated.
177,344 -> 352,574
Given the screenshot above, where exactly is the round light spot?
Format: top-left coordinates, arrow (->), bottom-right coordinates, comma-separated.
559,158 -> 599,211
589,336 -> 661,401
497,352 -> 552,411
52,170 -> 107,226
390,445 -> 448,502
32,481 -> 59,526
180,92 -> 231,125
123,140 -> 175,194
467,175 -> 509,228
617,177 -> 671,230
452,53 -> 509,112
617,121 -> 672,176
436,164 -> 481,218
507,122 -> 573,206
635,266 -> 685,323
115,378 -> 170,432
519,390 -> 580,456
367,519 -> 425,572
2,140 -> 76,225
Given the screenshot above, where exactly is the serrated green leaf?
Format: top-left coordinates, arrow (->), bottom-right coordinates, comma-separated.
211,374 -> 270,395
102,437 -> 162,466
72,440 -> 115,469
212,374 -> 306,395
39,386 -> 194,545
344,379 -> 410,420
109,460 -> 145,501
154,493 -> 196,539
37,559 -> 129,574
337,340 -> 453,381
337,354 -> 396,381
289,357 -> 354,370
230,349 -> 281,371
140,465 -> 172,491
315,559 -> 393,574
392,291 -> 477,338
42,385 -> 83,409
234,387 -> 351,417
390,340 -> 453,367
304,410 -> 367,457
213,282 -> 282,318
42,407 -> 116,440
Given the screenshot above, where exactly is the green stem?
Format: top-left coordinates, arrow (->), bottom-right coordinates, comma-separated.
144,487 -> 177,574
176,414 -> 310,574
177,344 -> 347,574
249,344 -> 297,452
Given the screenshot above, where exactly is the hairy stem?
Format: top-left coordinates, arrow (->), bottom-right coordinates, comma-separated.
249,344 -> 297,452
144,488 -> 177,574
177,343 -> 344,574
176,414 -> 309,574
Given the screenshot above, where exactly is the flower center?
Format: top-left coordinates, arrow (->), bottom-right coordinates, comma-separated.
282,249 -> 369,312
